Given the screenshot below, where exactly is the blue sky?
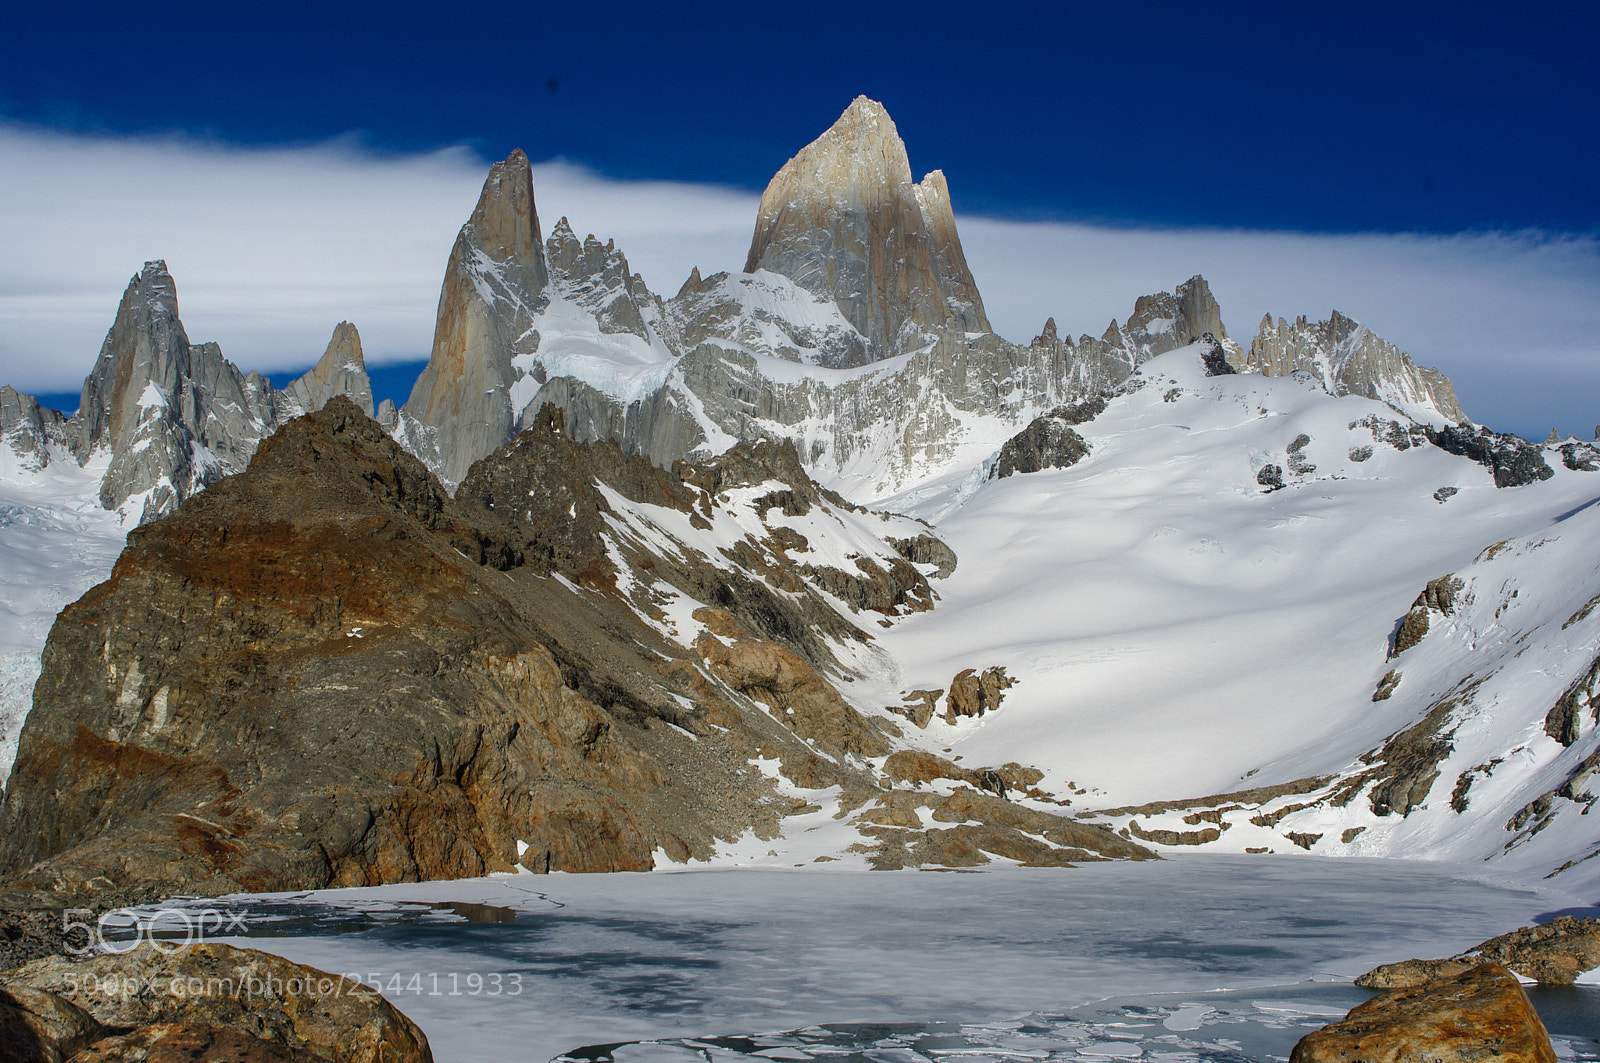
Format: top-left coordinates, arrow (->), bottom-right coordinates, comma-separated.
2,2 -> 1596,438
6,2 -> 1594,232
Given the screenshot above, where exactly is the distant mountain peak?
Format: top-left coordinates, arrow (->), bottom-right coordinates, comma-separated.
742,97 -> 989,363
1246,310 -> 1467,425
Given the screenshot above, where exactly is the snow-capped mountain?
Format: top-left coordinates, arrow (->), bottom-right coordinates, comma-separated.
391,98 -> 1465,507
3,95 -> 1596,895
0,260 -> 377,524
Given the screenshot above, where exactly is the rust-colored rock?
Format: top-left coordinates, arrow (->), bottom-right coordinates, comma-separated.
695,632 -> 889,759
69,1023 -> 328,1062
1292,963 -> 1554,1063
944,666 -> 1013,720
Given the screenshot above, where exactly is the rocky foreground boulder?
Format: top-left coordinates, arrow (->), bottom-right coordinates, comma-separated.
2,942 -> 429,1063
1291,964 -> 1554,1063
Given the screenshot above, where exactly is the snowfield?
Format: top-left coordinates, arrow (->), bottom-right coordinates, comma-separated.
0,447 -> 128,783
860,346 -> 1600,884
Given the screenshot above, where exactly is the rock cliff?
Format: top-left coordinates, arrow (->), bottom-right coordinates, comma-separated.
1246,310 -> 1467,424
743,96 -> 989,364
397,149 -> 549,487
0,400 -> 1137,898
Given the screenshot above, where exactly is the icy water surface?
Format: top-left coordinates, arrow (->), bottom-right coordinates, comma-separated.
114,857 -> 1600,1063
559,982 -> 1600,1063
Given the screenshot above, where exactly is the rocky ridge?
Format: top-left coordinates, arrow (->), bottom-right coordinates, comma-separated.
0,399 -> 1145,901
384,97 -> 1477,507
0,263 -> 377,524
1246,310 -> 1466,425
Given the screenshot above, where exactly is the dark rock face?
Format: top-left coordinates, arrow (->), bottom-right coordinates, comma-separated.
1286,434 -> 1315,476
1198,333 -> 1236,376
992,413 -> 1092,479
1561,441 -> 1600,471
1297,964 -> 1555,1063
0,984 -> 104,1063
1544,655 -> 1600,748
1426,424 -> 1554,488
889,534 -> 958,579
1256,464 -> 1285,491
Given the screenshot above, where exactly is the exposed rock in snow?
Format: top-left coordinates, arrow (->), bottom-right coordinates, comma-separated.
1246,310 -> 1467,425
1425,424 -> 1554,488
992,410 -> 1092,479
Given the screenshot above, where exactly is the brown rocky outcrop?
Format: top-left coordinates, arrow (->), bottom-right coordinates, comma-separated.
1358,916 -> 1600,988
0,400 -> 767,898
744,96 -> 988,364
1293,964 -> 1554,1063
944,667 -> 1014,720
7,942 -> 429,1063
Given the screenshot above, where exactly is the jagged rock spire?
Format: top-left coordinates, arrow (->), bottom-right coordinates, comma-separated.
402,149 -> 549,487
1245,309 -> 1467,425
743,96 -> 989,363
74,261 -> 275,519
277,321 -> 375,418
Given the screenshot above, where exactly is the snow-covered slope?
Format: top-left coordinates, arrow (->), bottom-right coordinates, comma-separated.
851,343 -> 1598,882
0,450 -> 128,784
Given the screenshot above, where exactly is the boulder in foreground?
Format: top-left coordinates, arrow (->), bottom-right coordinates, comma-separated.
1291,963 -> 1554,1063
5,942 -> 429,1063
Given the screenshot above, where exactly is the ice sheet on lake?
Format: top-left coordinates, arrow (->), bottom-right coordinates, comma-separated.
112,856 -> 1600,1063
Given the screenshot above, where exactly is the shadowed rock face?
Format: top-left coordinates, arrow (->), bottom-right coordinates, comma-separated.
743,96 -> 989,363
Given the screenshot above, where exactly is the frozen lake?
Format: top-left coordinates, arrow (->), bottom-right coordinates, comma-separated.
124,855 -> 1600,1063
